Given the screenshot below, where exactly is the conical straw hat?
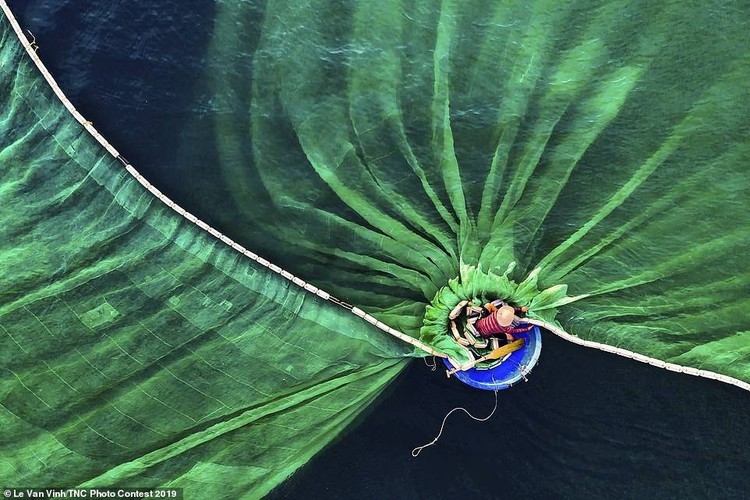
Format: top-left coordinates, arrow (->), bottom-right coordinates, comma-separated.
496,305 -> 515,327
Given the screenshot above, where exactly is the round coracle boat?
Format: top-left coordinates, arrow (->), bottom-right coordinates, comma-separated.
444,325 -> 542,391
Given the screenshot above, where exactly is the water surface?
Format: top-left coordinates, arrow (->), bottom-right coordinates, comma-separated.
11,1 -> 750,498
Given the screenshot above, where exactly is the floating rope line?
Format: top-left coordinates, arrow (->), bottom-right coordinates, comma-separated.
525,319 -> 750,392
2,0 -> 748,392
0,0 -> 447,362
411,389 -> 499,457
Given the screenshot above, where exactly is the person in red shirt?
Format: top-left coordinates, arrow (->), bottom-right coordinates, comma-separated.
475,304 -> 532,343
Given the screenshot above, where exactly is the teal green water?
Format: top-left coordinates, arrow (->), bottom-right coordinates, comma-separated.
0,6 -> 408,497
2,0 -> 750,497
198,0 -> 750,369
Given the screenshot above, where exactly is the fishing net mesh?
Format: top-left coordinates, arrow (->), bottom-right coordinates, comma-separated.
2,0 -> 749,497
0,14 -> 408,498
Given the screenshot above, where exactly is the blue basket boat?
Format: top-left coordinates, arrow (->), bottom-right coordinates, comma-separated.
443,325 -> 542,391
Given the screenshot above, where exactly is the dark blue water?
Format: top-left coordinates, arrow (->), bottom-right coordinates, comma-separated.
11,2 -> 750,498
276,334 -> 750,499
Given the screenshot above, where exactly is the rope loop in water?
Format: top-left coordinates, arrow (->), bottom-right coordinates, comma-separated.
423,356 -> 437,371
411,389 -> 499,457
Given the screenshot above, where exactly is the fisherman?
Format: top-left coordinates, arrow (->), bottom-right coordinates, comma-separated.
475,303 -> 532,343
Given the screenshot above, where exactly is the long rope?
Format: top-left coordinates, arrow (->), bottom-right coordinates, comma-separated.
411,389 -> 499,457
0,0 -> 451,363
3,1 -> 748,393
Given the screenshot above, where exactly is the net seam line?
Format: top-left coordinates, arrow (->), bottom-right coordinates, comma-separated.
525,319 -> 750,392
3,3 -> 745,391
0,0 -> 449,362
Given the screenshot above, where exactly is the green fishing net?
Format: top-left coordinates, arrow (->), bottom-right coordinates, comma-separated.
0,11 -> 409,497
204,0 -> 750,365
2,0 -> 749,497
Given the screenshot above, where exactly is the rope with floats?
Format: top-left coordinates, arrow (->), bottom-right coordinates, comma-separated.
2,1 -> 749,393
0,0 -> 450,362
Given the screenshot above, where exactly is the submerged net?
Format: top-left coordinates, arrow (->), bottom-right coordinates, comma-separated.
0,7 -> 409,498
200,0 -> 750,367
2,0 -> 749,497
